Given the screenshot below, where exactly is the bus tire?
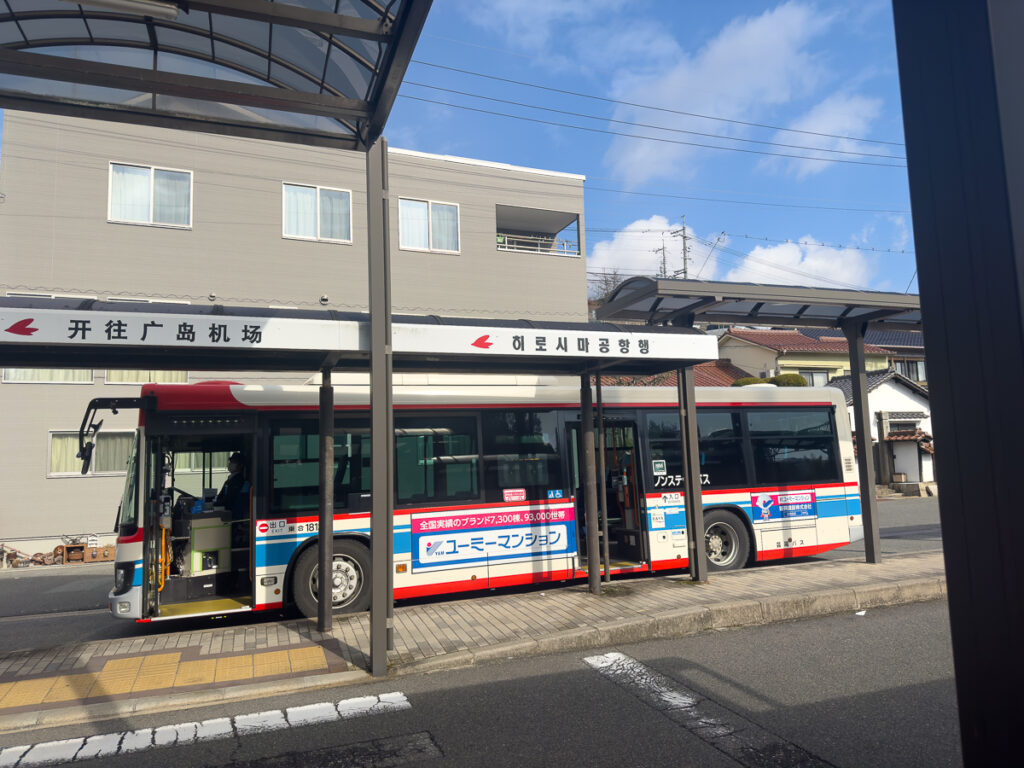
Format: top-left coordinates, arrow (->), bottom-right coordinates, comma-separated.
703,509 -> 750,572
293,539 -> 371,619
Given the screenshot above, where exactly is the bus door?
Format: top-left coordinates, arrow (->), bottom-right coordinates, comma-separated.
567,420 -> 648,566
143,414 -> 257,618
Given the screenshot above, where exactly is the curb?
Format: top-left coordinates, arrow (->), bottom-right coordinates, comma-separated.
0,576 -> 946,734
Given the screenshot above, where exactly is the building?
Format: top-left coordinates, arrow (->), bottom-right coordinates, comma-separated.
827,368 -> 934,489
718,328 -> 891,385
0,110 -> 588,545
801,327 -> 927,384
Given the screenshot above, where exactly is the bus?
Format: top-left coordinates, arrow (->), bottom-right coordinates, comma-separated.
86,380 -> 863,622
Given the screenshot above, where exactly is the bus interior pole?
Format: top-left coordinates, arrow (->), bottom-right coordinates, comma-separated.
317,365 -> 334,633
596,376 -> 610,582
367,137 -> 393,676
678,366 -> 708,582
580,373 -> 601,594
842,320 -> 881,564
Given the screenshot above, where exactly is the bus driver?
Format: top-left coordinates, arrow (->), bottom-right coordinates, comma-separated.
215,452 -> 247,509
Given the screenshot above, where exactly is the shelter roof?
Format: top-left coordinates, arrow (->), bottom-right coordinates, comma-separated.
597,277 -> 922,330
0,1 -> 430,150
826,368 -> 930,405
722,328 -> 891,355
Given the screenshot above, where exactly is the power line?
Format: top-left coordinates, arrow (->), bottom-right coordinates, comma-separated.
585,186 -> 911,214
402,81 -> 904,161
397,94 -> 907,169
721,232 -> 915,255
411,59 -> 906,147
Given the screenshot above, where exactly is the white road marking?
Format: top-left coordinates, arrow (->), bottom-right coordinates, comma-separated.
3,693 -> 411,766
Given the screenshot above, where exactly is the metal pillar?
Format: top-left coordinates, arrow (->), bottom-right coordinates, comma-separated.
367,137 -> 393,677
595,376 -> 611,582
677,366 -> 707,582
317,366 -> 335,633
580,374 -> 601,594
893,1 -> 1024,761
842,321 -> 881,564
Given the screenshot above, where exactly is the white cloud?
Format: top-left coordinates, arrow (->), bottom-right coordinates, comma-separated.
759,92 -> 886,178
719,239 -> 874,288
604,2 -> 834,187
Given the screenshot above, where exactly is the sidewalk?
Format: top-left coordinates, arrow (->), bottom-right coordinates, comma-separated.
0,550 -> 946,734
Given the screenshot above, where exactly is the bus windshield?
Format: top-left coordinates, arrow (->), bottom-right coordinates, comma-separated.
116,431 -> 139,535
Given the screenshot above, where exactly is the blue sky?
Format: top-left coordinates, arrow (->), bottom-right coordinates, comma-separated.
386,0 -> 914,296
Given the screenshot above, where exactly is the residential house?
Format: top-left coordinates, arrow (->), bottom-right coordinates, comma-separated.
717,328 -> 891,386
802,327 -> 927,384
827,368 -> 934,488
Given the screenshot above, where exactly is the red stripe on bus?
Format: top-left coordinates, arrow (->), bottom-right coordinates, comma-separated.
254,602 -> 284,611
651,557 -> 690,571
394,568 -> 576,599
117,529 -> 144,544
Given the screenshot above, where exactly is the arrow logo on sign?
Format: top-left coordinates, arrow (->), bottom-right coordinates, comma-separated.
5,318 -> 39,336
471,334 -> 493,349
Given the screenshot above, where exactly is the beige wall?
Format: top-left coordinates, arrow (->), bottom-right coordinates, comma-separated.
0,111 -> 589,539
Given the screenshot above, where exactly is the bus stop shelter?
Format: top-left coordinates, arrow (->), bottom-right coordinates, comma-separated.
597,276 -> 922,570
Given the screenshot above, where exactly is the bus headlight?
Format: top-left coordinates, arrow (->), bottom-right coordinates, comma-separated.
113,563 -> 134,595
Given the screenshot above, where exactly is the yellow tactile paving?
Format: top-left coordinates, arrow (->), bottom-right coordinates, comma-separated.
132,652 -> 182,692
0,678 -> 57,708
42,674 -> 99,703
87,655 -> 147,697
253,650 -> 292,678
288,647 -> 328,673
214,654 -> 253,683
0,682 -> 14,704
173,659 -> 217,687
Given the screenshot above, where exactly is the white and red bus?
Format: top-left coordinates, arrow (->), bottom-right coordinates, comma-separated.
90,380 -> 863,621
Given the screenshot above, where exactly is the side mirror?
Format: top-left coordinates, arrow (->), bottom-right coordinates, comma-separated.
78,441 -> 94,475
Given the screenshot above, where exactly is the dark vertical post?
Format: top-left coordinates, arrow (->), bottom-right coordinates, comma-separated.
367,137 -> 393,677
580,374 -> 601,594
595,376 -> 611,581
317,367 -> 334,633
677,366 -> 707,582
842,321 -> 881,564
893,1 -> 1024,761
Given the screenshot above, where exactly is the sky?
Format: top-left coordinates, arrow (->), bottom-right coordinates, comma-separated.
385,0 -> 915,297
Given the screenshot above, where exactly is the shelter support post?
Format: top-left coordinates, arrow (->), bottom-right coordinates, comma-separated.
317,367 -> 334,633
367,137 -> 394,676
841,321 -> 881,564
596,377 -> 611,582
677,366 -> 707,582
580,375 -> 601,594
893,1 -> 1024,761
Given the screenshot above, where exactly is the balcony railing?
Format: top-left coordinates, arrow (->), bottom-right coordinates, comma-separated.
496,232 -> 579,256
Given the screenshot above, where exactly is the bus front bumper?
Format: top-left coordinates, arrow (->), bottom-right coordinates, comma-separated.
108,585 -> 142,620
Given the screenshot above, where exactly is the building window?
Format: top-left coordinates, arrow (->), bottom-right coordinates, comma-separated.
49,431 -> 133,476
399,198 -> 460,253
106,370 -> 188,384
109,163 -> 192,227
282,183 -> 352,243
895,359 -> 926,382
3,368 -> 93,384
797,369 -> 829,387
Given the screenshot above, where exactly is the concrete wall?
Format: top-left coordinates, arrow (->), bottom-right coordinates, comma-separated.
0,111 -> 589,540
847,380 -> 931,441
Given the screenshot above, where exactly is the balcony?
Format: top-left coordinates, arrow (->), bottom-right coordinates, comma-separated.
495,204 -> 580,257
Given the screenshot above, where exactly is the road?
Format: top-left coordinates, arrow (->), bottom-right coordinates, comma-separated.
4,598 -> 960,767
0,496 -> 943,654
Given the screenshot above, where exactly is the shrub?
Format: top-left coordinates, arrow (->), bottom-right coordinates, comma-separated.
769,373 -> 808,387
731,377 -> 765,387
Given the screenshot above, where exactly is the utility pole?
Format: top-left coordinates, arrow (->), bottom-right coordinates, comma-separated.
652,234 -> 668,278
670,215 -> 691,279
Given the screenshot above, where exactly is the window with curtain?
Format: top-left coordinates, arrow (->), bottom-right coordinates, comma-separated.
282,183 -> 352,242
3,368 -> 93,384
106,370 -> 188,384
109,163 -> 192,227
49,431 -> 134,476
399,198 -> 460,253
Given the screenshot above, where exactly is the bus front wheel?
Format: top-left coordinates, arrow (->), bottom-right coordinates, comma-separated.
293,539 -> 371,618
703,510 -> 750,571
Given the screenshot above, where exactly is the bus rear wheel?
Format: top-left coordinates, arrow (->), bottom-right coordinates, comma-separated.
703,510 -> 750,571
293,539 -> 371,619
